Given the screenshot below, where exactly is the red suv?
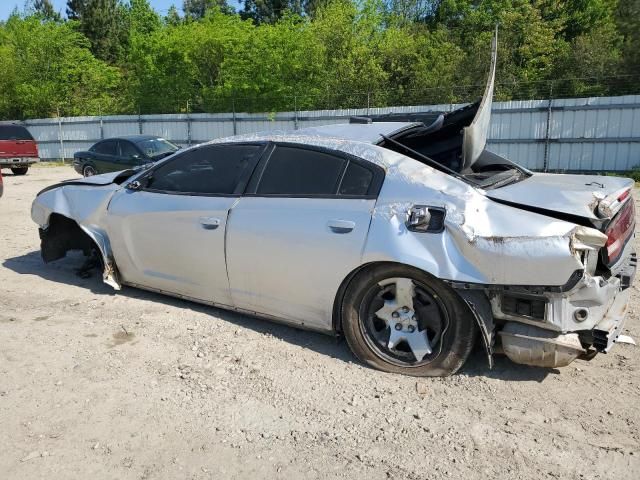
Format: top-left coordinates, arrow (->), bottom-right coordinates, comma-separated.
0,124 -> 39,175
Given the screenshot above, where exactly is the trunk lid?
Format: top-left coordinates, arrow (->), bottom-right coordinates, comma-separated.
485,172 -> 634,225
460,27 -> 497,171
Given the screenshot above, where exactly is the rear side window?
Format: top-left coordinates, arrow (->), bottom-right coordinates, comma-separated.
146,144 -> 261,195
0,125 -> 34,141
257,146 -> 346,196
93,140 -> 118,155
339,162 -> 374,196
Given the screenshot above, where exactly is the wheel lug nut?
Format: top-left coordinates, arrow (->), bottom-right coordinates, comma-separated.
408,325 -> 416,333
395,323 -> 403,331
402,306 -> 410,313
392,312 -> 399,318
411,315 -> 416,321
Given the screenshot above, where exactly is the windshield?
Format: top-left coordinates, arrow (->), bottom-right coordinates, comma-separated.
136,138 -> 178,159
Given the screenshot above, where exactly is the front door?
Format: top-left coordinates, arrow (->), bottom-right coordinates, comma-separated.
226,144 -> 382,330
106,143 -> 264,305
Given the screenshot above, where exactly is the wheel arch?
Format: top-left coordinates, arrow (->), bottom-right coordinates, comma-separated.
42,213 -> 121,290
332,260 -> 494,367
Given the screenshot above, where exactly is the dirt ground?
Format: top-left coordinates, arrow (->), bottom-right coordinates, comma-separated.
1,165 -> 639,480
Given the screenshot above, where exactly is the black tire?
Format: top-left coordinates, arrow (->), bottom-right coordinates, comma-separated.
341,264 -> 476,377
11,166 -> 28,175
83,165 -> 97,177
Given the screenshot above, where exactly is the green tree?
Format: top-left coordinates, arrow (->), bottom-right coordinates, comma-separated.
29,0 -> 62,21
616,0 -> 640,76
218,12 -> 324,110
165,5 -> 182,25
66,0 -> 128,62
0,15 -> 124,119
183,0 -> 233,19
241,0 -> 304,24
127,0 -> 161,35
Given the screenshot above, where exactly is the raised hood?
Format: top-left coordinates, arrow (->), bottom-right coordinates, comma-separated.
486,173 -> 635,226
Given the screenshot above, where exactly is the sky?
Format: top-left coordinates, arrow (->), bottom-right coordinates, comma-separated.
0,0 -> 242,20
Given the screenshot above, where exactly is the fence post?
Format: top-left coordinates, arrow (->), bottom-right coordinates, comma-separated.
186,99 -> 192,146
138,107 -> 143,134
99,104 -> 104,140
367,91 -> 371,116
294,95 -> 299,130
56,106 -> 65,162
232,95 -> 237,136
543,82 -> 554,172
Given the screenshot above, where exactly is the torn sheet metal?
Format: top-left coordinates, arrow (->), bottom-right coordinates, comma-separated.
461,27 -> 497,170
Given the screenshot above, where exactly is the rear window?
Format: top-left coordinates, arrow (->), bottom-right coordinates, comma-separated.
0,125 -> 34,141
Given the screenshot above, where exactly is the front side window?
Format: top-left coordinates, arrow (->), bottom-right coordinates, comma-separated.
145,144 -> 261,195
119,141 -> 140,159
257,146 -> 347,196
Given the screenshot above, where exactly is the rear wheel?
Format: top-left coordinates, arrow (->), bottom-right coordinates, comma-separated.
11,166 -> 28,175
341,264 -> 476,376
83,165 -> 97,177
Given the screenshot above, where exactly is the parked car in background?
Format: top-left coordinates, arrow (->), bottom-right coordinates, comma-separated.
0,124 -> 40,175
73,135 -> 180,177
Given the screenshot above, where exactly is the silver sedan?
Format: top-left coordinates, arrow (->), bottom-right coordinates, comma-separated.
30,116 -> 636,376
30,35 -> 636,376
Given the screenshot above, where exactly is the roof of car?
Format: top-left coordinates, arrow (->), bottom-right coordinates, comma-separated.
111,135 -> 165,143
293,122 -> 420,144
206,122 -> 426,174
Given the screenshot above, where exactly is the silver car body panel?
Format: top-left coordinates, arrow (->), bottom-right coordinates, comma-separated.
226,196 -> 375,330
486,172 -> 634,224
105,189 -> 237,306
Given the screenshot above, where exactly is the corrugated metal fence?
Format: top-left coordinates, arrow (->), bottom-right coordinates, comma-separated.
10,94 -> 640,172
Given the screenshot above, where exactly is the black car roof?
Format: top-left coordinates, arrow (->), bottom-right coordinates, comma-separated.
109,135 -> 165,143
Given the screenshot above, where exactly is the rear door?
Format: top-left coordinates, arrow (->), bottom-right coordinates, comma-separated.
92,139 -> 122,172
225,144 -> 382,330
106,143 -> 264,305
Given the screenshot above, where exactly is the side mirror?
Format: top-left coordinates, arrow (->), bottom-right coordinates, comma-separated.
126,180 -> 141,191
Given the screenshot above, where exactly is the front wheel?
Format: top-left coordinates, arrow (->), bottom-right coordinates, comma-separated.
341,264 -> 476,376
11,166 -> 28,175
83,165 -> 97,177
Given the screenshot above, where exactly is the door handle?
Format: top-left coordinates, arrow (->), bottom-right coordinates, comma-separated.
327,219 -> 355,234
199,217 -> 220,230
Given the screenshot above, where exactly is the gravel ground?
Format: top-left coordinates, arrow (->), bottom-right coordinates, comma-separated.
1,166 -> 640,480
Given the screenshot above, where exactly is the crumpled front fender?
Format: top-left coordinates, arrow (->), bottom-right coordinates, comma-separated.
32,183 -> 122,289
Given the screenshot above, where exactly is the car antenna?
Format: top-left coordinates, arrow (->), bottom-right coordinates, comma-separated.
379,133 -> 481,186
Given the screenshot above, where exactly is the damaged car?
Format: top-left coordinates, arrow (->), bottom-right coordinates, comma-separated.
30,33 -> 636,376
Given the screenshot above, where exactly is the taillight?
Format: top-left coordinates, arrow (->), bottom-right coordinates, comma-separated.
604,198 -> 635,265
